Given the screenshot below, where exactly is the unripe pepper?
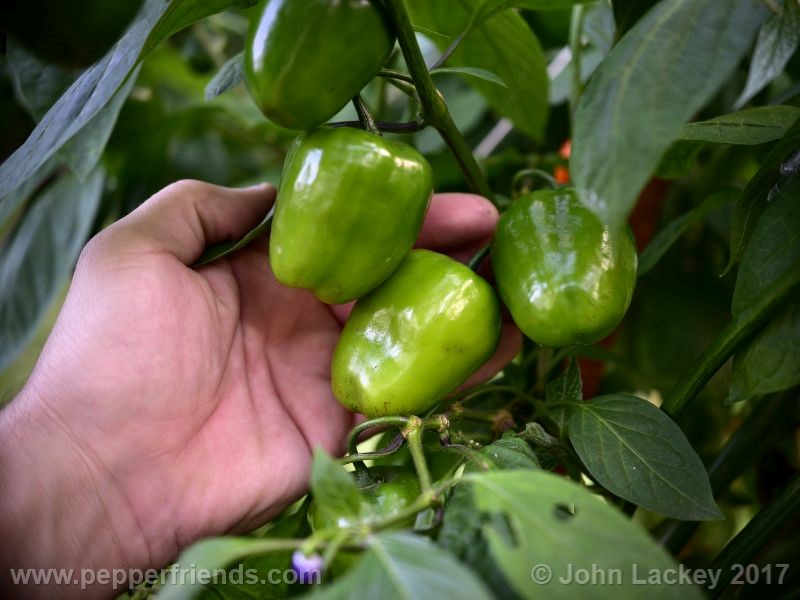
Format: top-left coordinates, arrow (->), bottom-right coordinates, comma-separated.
491,188 -> 637,348
269,127 -> 433,304
244,0 -> 395,130
332,250 -> 502,417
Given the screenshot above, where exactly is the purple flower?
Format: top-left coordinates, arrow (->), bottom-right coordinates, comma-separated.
292,550 -> 324,584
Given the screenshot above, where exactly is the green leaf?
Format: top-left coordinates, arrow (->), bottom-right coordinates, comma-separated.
568,394 -> 722,520
310,531 -> 492,600
198,502 -> 310,600
157,536 -> 300,600
725,116 -> 800,274
735,0 -> 800,109
546,357 -> 582,404
654,140 -> 705,180
732,171 -> 800,316
726,172 -> 800,404
406,0 -> 549,140
474,0 -> 595,27
436,485 -> 520,599
431,66 -> 507,87
638,189 -> 735,277
545,358 -> 581,437
0,0 -> 256,200
678,105 -> 800,146
466,470 -> 705,599
205,51 -> 245,101
0,158 -> 57,235
194,208 -> 274,268
570,0 -> 766,229
611,0 -> 660,39
59,69 -> 140,179
309,449 -> 364,521
6,40 -> 77,121
472,434 -> 540,471
728,301 -> 800,405
0,168 -> 105,371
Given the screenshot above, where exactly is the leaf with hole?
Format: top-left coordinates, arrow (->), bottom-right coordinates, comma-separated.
311,532 -> 493,600
466,470 -> 705,599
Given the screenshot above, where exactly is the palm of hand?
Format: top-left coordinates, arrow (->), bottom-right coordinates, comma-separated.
24,183 -> 518,568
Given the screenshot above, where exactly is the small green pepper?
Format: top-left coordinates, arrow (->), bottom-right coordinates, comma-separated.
244,0 -> 395,130
332,250 -> 502,417
491,188 -> 637,348
269,127 -> 433,304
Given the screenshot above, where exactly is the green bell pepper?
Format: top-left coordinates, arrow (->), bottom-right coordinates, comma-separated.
269,127 -> 433,304
491,188 -> 638,348
332,250 -> 502,417
244,0 -> 395,130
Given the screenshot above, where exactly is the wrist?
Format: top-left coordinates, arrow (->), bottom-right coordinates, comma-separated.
0,385 -> 150,598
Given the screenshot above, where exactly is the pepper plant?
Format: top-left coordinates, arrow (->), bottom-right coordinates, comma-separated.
0,0 -> 799,598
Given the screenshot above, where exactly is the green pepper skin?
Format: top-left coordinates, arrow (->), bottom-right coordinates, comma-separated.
491,188 -> 637,348
332,250 -> 502,417
0,0 -> 143,67
244,0 -> 395,130
269,128 -> 433,304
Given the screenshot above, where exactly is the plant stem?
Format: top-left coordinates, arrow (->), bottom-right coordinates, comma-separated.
378,68 -> 415,84
707,474 -> 800,597
406,426 -> 433,493
383,0 -> 496,205
663,267 -> 800,416
328,119 -> 427,133
568,4 -> 585,129
657,392 -> 796,554
346,415 -> 410,475
352,95 -> 380,135
340,433 -> 406,465
430,30 -> 467,70
466,244 -> 490,271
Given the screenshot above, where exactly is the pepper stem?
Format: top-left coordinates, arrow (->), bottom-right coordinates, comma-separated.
466,244 -> 490,272
406,424 -> 433,493
383,0 -> 497,205
352,95 -> 380,135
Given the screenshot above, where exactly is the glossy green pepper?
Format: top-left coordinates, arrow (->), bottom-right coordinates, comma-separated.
491,188 -> 637,348
332,250 -> 502,417
269,127 -> 433,304
0,0 -> 143,68
244,0 -> 395,130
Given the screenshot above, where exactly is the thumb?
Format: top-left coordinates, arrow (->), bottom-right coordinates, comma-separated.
96,180 -> 276,265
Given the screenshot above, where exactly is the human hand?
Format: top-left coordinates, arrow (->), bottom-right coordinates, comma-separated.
0,180 -> 520,597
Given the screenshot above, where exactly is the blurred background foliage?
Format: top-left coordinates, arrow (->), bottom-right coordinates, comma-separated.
1,0 -> 798,571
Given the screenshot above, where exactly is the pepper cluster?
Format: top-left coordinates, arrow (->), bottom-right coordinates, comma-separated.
245,0 -> 637,421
